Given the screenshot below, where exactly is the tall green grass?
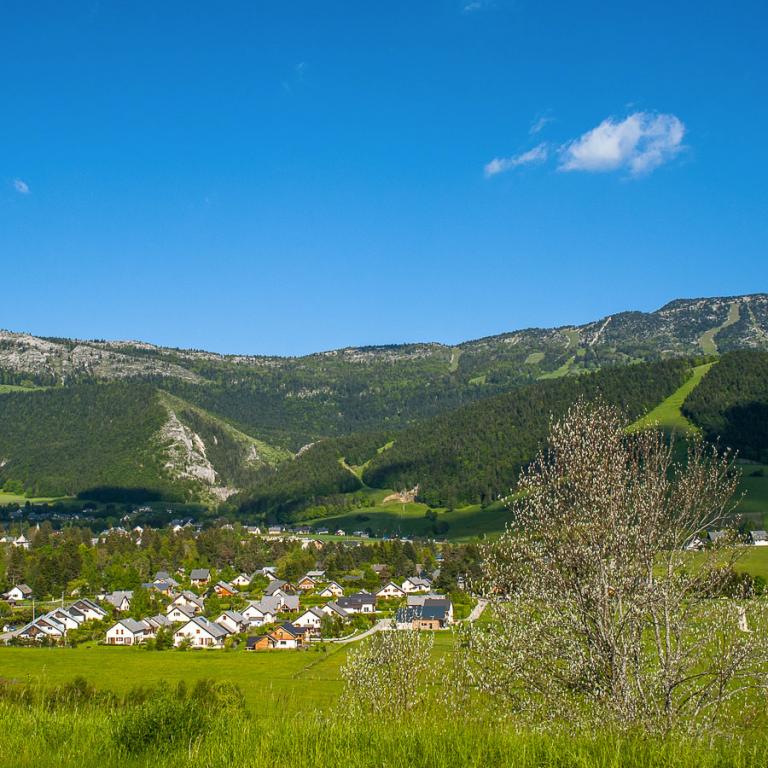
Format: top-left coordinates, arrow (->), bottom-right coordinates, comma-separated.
1,687 -> 767,768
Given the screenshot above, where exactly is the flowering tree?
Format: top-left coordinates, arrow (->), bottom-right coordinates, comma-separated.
340,626 -> 435,716
463,399 -> 768,732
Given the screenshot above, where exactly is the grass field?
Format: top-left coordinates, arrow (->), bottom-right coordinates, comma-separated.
0,491 -> 66,505
631,362 -> 713,433
0,632 -> 458,714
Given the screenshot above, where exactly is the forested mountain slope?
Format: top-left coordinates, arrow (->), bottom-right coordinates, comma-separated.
0,385 -> 289,501
2,294 -> 767,449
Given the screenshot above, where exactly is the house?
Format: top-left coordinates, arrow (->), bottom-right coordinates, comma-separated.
296,575 -> 318,591
142,614 -> 173,635
300,539 -> 324,551
402,576 -> 432,593
264,579 -> 295,596
376,582 -> 405,600
321,602 -> 349,620
106,618 -> 147,645
143,578 -> 178,596
3,584 -> 33,602
259,566 -> 279,579
13,534 -> 31,550
70,598 -> 107,622
293,607 -> 325,634
213,581 -> 239,598
242,599 -> 278,627
232,572 -> 254,588
103,590 -> 133,612
166,603 -> 197,623
397,595 -> 454,629
15,615 -> 66,642
215,610 -> 249,635
318,581 -> 344,598
306,569 -> 326,580
750,530 -> 768,546
276,594 -> 300,613
170,591 -> 205,613
337,592 -> 376,614
190,568 -> 211,586
334,529 -> 346,537
47,608 -> 84,631
173,616 -> 228,649
246,622 -> 309,650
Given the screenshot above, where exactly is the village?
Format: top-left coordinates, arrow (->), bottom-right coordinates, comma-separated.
0,519 -> 467,650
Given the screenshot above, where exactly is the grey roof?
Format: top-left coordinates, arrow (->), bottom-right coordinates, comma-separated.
220,610 -> 246,623
118,618 -> 147,634
751,530 -> 768,542
104,591 -> 133,608
183,616 -> 228,639
190,568 -> 211,580
324,601 -> 349,618
13,584 -> 33,596
264,579 -> 289,595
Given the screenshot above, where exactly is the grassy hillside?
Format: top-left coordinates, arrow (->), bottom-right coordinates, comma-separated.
630,362 -> 714,433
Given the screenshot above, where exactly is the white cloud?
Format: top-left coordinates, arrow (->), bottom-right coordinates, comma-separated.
558,112 -> 685,176
530,114 -> 553,135
484,143 -> 548,177
13,178 -> 30,194
462,1 -> 485,12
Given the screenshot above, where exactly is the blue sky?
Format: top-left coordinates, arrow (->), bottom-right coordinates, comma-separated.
1,1 -> 766,355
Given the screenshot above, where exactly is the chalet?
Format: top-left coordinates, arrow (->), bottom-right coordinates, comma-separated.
190,568 -> 211,586
296,575 -> 318,591
103,591 -> 133,612
13,534 -> 30,550
334,529 -> 346,537
166,604 -> 197,623
16,615 -> 67,642
3,584 -> 33,602
306,569 -> 326,580
242,599 -> 277,628
293,607 -> 325,634
398,595 -> 454,629
300,539 -> 324,551
371,564 -> 388,576
247,622 -> 308,650
173,616 -> 228,649
276,594 -> 300,613
106,618 -> 147,645
337,592 -> 376,614
148,579 -> 178,595
170,591 -> 205,613
321,601 -> 349,620
70,598 -> 107,622
402,577 -> 432,593
259,566 -> 279,579
215,610 -> 249,634
376,582 -> 405,600
318,581 -> 344,598
213,581 -> 239,598
264,579 -> 295,596
232,572 -> 254,588
750,530 -> 768,546
47,608 -> 84,631
142,614 -> 173,635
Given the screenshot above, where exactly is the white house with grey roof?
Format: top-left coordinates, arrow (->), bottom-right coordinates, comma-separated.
173,616 -> 228,648
106,618 -> 147,645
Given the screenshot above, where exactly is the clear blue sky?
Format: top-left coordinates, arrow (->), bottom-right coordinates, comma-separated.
1,1 -> 766,355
